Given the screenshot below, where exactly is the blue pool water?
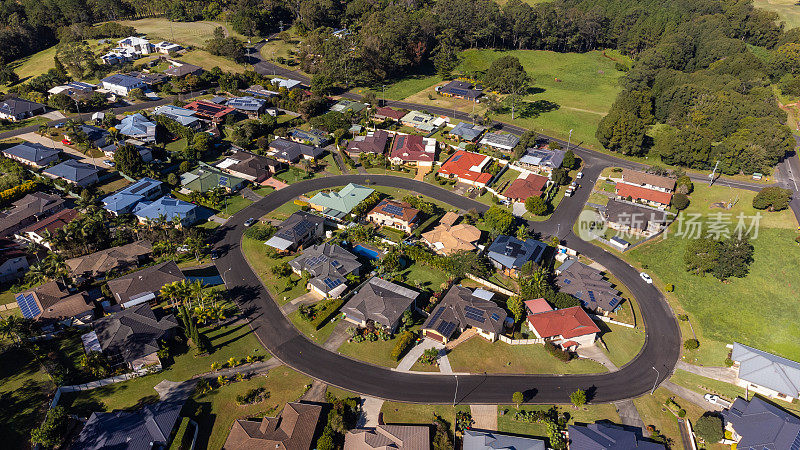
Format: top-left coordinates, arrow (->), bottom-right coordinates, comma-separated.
353,244 -> 380,260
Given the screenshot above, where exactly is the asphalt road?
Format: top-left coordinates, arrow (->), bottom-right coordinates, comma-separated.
212,173 -> 680,404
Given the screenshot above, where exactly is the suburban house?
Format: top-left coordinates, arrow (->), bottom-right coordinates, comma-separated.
346,424 -> 431,450
216,149 -> 281,183
107,260 -> 186,309
152,104 -> 201,129
567,423 -> 665,449
730,342 -> 800,402
436,79 -> 483,101
0,97 -> 46,121
100,48 -> 138,65
42,159 -> 100,187
373,107 -> 407,122
118,113 -> 157,142
244,84 -> 279,98
422,285 -> 507,343
154,41 -> 183,53
722,396 -> 800,449
345,130 -> 390,157
438,150 -> 494,187
48,81 -> 95,100
133,196 -> 199,227
464,430 -> 545,450
288,128 -> 331,147
184,100 -> 236,123
367,199 -> 421,233
615,182 -> 673,209
100,74 -> 146,96
78,124 -> 113,148
269,137 -> 324,163
117,36 -> 154,55
342,277 -> 419,332
518,147 -> 565,174
87,303 -> 177,370
0,239 -> 29,283
180,162 -> 247,193
555,258 -> 623,314
503,174 -> 549,202
0,192 -> 65,238
486,235 -> 548,277
163,61 -> 204,77
271,77 -> 303,90
526,305 -> 600,350
389,134 -> 437,167
603,199 -> 671,237
14,280 -> 93,324
308,183 -> 375,220
617,169 -> 676,193
128,71 -> 168,87
16,208 -> 78,249
330,99 -> 368,114
66,240 -> 153,280
265,211 -> 325,252
224,402 -> 322,450
73,397 -> 186,449
103,177 -> 166,215
421,211 -> 481,255
400,110 -> 439,133
448,122 -> 486,142
2,142 -> 60,168
289,243 -> 362,298
480,132 -> 520,152
102,140 -> 154,163
226,96 -> 268,119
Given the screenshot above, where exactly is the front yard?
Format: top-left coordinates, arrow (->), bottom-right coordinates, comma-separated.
0,346 -> 55,449
240,234 -> 308,304
497,403 -> 620,437
446,338 -> 607,374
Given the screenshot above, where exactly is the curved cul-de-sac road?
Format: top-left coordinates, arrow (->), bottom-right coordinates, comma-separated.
212,172 -> 681,405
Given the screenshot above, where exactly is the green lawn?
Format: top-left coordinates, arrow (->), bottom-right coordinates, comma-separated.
217,195 -> 253,219
165,138 -> 189,153
275,167 -> 317,184
380,226 -> 407,243
0,346 -> 55,449
96,175 -> 132,194
240,235 -> 308,304
600,323 -> 646,368
189,366 -> 311,450
351,69 -> 442,101
446,338 -> 607,374
287,309 -> 342,344
493,167 -> 522,191
393,263 -> 450,297
497,403 -> 620,437
322,153 -> 342,175
252,186 -> 275,197
113,19 -> 247,48
627,182 -> 800,362
754,0 -> 800,29
336,325 -> 424,368
181,50 -> 246,73
380,402 -> 470,435
632,388 -> 719,450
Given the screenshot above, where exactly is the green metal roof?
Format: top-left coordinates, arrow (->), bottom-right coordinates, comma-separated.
308,183 -> 374,216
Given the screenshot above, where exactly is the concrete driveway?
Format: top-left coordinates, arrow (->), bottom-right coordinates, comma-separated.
19,132 -> 112,168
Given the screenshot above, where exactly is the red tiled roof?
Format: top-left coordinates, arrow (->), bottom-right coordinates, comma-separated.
503,175 -> 548,201
374,107 -> 406,120
20,208 -> 78,235
184,100 -> 235,119
439,150 -> 492,184
524,298 -> 553,315
368,199 -> 420,223
390,134 -> 435,163
527,306 -> 600,339
615,183 -> 672,205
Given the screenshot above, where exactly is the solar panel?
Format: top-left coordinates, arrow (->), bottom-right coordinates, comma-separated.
563,278 -> 571,285
588,291 -> 596,302
452,155 -> 462,162
17,293 -> 40,319
324,277 -> 342,289
331,260 -> 341,268
464,306 -> 483,316
382,204 -> 404,216
490,313 -> 500,321
428,306 -> 445,325
609,298 -> 619,307
436,321 -> 456,337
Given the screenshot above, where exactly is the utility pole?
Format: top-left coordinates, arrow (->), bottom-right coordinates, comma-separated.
709,160 -> 719,186
567,129 -> 573,152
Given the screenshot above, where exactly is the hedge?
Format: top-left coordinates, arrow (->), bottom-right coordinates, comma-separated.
0,180 -> 36,206
391,331 -> 416,361
311,298 -> 345,330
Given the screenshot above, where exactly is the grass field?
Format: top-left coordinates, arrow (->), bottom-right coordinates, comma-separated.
632,388 -> 721,450
113,19 -> 246,48
287,309 -> 342,344
627,183 -> 800,362
446,338 -> 607,374
181,49 -> 246,73
0,346 -> 54,449
380,402 -> 470,434
217,195 -> 253,219
754,0 -> 800,29
241,234 -> 309,303
336,333 -> 408,368
497,403 -> 620,437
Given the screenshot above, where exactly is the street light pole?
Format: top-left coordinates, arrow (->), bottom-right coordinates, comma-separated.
651,365 -> 660,395
453,375 -> 459,407
567,129 -> 573,152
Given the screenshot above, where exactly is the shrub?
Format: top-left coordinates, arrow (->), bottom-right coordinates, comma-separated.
724,357 -> 734,367
544,341 -> 572,362
678,409 -> 686,417
665,284 -> 674,292
419,348 -> 439,365
672,193 -> 690,210
695,414 -> 724,443
391,331 -> 416,361
236,387 -> 268,405
512,391 -> 524,408
456,411 -> 473,431
753,187 -> 792,211
684,339 -> 700,350
570,389 -> 587,408
677,314 -> 689,321
30,406 -> 68,447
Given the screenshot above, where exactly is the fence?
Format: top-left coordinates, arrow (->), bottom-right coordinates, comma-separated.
588,313 -> 635,329
49,365 -> 161,409
464,273 -> 516,297
498,335 -> 544,345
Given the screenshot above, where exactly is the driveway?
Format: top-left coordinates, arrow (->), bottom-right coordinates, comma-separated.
675,361 -> 738,384
662,381 -> 724,412
18,132 -> 112,168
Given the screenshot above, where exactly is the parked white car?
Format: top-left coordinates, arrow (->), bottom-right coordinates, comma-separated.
640,272 -> 653,284
576,172 -> 584,179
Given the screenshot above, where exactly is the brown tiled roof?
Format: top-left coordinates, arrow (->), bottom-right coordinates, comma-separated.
18,280 -> 92,320
66,240 -> 153,277
374,107 -> 406,120
224,402 -> 322,450
107,260 -> 185,306
621,169 -> 676,191
0,192 -> 65,236
345,424 -> 431,450
615,183 -> 672,205
503,175 -> 548,201
19,208 -> 78,235
367,199 -> 419,223
421,214 -> 481,256
346,130 -> 389,155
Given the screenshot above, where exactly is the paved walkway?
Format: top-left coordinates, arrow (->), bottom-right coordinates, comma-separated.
662,381 -> 723,412
445,328 -> 477,350
613,400 -> 648,436
576,345 -> 618,372
208,215 -> 227,224
396,339 -> 445,371
360,396 -> 384,427
154,379 -> 198,400
675,361 -> 738,384
323,319 -> 351,351
301,379 -> 328,402
199,358 -> 282,379
280,292 -> 322,315
470,404 -> 498,431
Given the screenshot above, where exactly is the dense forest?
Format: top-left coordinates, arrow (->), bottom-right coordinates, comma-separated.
0,0 -> 795,173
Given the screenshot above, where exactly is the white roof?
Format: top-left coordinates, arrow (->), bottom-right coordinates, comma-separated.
216,158 -> 239,169
265,236 -> 293,251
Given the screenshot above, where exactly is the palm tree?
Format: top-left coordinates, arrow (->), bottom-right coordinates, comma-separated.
189,280 -> 206,307
159,282 -> 182,308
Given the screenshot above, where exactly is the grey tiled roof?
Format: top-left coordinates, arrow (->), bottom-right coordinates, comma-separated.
107,260 -> 186,306
73,397 -> 186,449
732,342 -> 800,398
487,235 -> 547,270
567,423 -> 665,449
422,285 -> 507,339
723,396 -> 800,449
290,243 -> 361,295
463,429 -> 545,450
92,303 -> 177,363
342,277 -> 418,329
43,160 -> 100,183
555,260 -> 622,312
2,142 -> 59,164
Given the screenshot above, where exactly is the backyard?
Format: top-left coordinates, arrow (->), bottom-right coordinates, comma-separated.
446,338 -> 607,374
113,19 -> 247,48
626,182 -> 800,363
0,345 -> 55,449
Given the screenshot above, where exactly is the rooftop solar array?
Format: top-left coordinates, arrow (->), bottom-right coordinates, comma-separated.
429,306 -> 445,325
306,254 -> 329,267
464,305 -> 486,323
16,293 -> 40,319
436,321 -> 457,337
490,313 -> 500,321
323,277 -> 342,289
218,176 -> 228,186
381,204 -> 405,216
452,154 -> 462,162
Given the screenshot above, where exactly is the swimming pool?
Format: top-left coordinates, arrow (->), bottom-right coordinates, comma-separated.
353,244 -> 380,260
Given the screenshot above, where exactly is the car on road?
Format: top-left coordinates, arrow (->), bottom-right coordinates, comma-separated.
210,250 -> 220,260
103,160 -> 115,167
244,217 -> 256,227
640,272 -> 653,284
577,172 -> 584,179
